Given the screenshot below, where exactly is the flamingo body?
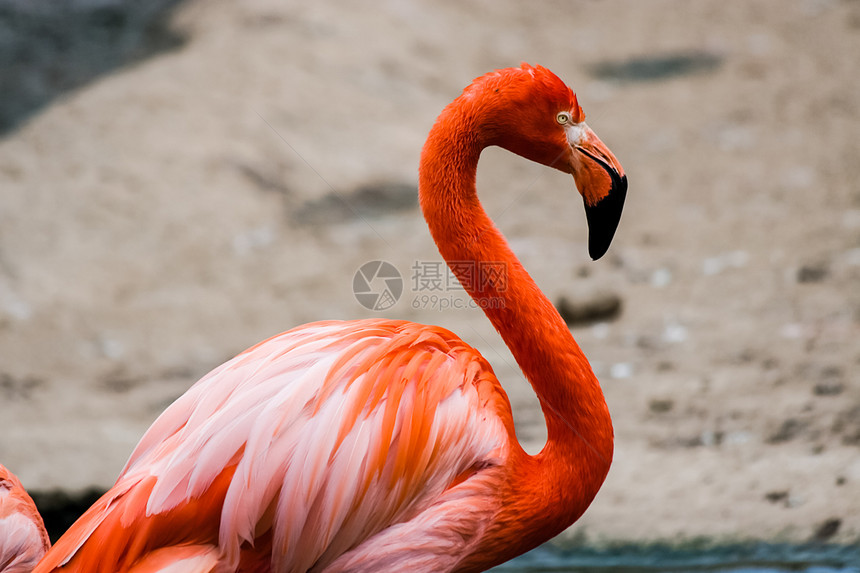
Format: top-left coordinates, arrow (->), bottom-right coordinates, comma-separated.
35,64 -> 626,572
37,321 -> 516,572
0,465 -> 50,573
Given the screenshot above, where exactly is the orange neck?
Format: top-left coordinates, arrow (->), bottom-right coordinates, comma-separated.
418,99 -> 613,557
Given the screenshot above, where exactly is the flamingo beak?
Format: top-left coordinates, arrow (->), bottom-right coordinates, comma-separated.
571,127 -> 627,260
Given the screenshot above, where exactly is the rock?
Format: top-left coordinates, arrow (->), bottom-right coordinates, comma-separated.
832,405 -> 860,445
649,398 -> 674,414
0,372 -> 44,400
557,291 -> 623,326
767,418 -> 808,444
0,0 -> 185,134
290,182 -> 417,225
764,490 -> 789,504
813,381 -> 845,396
797,263 -> 829,283
810,518 -> 841,542
588,50 -> 723,83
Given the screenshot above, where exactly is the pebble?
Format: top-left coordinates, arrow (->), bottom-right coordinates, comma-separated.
662,322 -> 689,344
610,362 -> 634,379
0,282 -> 32,321
232,226 -> 276,255
779,323 -> 807,340
650,268 -> 672,288
702,250 -> 749,276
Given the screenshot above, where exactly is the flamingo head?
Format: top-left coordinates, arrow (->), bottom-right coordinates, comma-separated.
470,63 -> 628,260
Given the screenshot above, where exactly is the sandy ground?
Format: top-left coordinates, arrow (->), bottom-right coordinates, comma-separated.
1,0 -> 860,547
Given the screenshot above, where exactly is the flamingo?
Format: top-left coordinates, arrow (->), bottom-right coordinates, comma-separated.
34,63 -> 626,572
0,464 -> 50,573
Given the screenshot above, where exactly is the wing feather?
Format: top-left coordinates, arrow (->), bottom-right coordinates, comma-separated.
0,465 -> 51,573
38,319 -> 513,572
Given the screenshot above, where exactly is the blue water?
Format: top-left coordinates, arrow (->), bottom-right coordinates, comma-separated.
490,543 -> 860,573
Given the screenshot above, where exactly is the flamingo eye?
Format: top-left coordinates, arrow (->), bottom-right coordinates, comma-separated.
556,111 -> 572,125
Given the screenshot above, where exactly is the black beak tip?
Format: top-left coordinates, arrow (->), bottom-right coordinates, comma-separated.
586,174 -> 628,261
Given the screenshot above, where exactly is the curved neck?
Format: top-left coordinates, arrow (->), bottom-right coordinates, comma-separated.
418,102 -> 613,508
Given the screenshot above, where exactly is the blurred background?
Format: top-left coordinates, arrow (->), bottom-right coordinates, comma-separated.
1,0 -> 859,569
